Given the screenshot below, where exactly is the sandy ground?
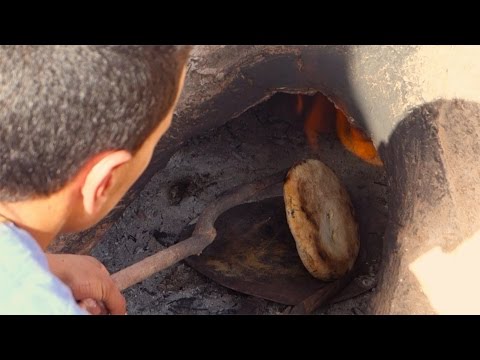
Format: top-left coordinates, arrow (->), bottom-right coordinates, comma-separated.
92,93 -> 388,315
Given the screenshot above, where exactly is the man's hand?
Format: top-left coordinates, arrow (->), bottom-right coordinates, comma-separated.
46,253 -> 126,315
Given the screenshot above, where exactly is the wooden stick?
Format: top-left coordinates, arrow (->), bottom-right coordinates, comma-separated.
112,171 -> 287,291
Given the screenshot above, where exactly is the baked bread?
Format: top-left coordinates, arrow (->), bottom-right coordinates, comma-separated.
284,159 -> 359,281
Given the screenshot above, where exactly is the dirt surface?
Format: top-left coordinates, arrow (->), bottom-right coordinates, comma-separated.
92,93 -> 388,315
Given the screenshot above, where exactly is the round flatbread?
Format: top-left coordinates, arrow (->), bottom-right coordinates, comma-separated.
284,159 -> 359,281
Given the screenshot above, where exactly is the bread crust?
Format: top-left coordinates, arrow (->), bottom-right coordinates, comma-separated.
284,159 -> 359,281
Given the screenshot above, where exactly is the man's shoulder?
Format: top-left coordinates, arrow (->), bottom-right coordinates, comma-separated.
0,223 -> 87,315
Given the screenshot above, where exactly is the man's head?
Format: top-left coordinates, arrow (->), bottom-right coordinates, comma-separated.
0,45 -> 190,236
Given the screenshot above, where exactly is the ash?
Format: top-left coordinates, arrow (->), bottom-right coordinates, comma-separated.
92,93 -> 388,315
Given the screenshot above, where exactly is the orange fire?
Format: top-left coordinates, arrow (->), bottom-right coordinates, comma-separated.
296,94 -> 304,115
335,110 -> 383,166
297,94 -> 383,166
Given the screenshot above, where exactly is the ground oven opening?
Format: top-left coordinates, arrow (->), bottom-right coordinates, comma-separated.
92,92 -> 389,315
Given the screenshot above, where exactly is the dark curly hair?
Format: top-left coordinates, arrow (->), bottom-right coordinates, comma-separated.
0,45 -> 191,201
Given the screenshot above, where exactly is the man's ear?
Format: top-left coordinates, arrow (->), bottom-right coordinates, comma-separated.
81,150 -> 132,215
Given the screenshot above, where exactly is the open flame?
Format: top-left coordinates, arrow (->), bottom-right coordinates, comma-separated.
297,94 -> 383,166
